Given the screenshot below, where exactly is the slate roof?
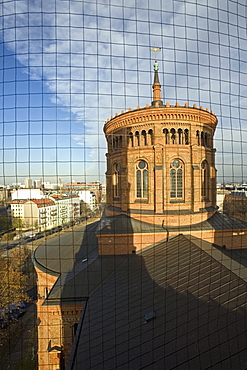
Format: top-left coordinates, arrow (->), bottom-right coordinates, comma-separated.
33,221 -> 99,275
96,212 -> 247,236
68,234 -> 247,370
96,214 -> 165,235
175,211 -> 247,231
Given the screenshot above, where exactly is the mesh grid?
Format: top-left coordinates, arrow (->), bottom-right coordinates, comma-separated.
0,1 -> 247,369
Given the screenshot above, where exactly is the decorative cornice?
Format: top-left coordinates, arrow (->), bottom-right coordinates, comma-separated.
104,105 -> 217,135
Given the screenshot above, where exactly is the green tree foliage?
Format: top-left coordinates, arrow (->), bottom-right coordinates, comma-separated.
12,217 -> 26,230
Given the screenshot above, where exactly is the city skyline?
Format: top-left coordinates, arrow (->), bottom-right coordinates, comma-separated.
1,0 -> 247,183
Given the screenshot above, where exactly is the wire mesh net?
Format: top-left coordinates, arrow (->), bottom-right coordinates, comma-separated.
0,0 -> 247,369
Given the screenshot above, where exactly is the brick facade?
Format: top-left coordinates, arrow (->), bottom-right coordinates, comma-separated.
98,227 -> 247,255
35,265 -> 83,369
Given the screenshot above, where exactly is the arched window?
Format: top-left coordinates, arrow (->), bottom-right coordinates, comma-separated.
141,130 -> 147,146
178,128 -> 183,144
135,131 -> 140,146
113,163 -> 120,198
163,128 -> 169,144
148,129 -> 154,145
170,159 -> 183,199
170,128 -> 176,144
184,129 -> 189,145
196,130 -> 200,146
201,131 -> 205,146
201,160 -> 208,197
119,135 -> 122,148
129,132 -> 134,147
208,134 -> 211,148
136,160 -> 148,198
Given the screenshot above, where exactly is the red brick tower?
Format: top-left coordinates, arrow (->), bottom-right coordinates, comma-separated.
104,60 -> 218,227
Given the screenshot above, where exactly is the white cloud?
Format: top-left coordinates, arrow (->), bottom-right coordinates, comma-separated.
1,0 -> 247,181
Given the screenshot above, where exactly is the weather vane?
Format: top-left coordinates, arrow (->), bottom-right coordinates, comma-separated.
150,44 -> 161,61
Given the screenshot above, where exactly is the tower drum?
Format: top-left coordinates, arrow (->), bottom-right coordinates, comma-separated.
104,63 -> 218,227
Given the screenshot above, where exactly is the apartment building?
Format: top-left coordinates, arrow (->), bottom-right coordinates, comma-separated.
11,198 -> 57,231
49,194 -> 80,225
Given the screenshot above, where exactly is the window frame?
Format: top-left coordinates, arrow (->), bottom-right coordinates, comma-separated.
201,160 -> 208,199
113,162 -> 120,199
136,160 -> 148,199
170,159 -> 184,200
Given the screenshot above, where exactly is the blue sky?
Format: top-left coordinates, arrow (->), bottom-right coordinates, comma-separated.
0,0 -> 247,184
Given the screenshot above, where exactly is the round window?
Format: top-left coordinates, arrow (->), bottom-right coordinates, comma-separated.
138,160 -> 147,170
172,159 -> 181,168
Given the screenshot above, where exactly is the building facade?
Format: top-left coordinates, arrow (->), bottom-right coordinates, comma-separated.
224,191 -> 247,222
65,181 -> 103,204
49,195 -> 80,225
11,194 -> 80,231
11,198 -> 57,231
11,188 -> 45,201
77,190 -> 97,212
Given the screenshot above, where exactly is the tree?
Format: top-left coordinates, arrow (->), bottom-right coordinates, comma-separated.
0,248 -> 29,335
80,201 -> 92,217
12,217 -> 26,230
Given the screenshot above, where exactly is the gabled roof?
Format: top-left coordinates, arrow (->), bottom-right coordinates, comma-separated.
11,199 -> 27,204
30,199 -> 55,207
68,234 -> 247,369
11,198 -> 55,207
